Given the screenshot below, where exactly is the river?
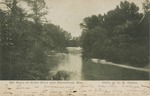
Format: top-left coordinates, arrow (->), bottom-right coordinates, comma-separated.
47,47 -> 149,80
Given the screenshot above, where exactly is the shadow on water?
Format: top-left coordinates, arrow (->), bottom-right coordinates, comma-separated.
82,59 -> 149,80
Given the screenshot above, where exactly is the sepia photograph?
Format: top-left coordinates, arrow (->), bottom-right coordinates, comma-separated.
0,0 -> 149,80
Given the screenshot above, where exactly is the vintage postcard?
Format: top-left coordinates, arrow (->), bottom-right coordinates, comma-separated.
0,0 -> 149,95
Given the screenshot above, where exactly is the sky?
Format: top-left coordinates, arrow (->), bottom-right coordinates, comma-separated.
44,0 -> 144,37
0,0 -> 144,37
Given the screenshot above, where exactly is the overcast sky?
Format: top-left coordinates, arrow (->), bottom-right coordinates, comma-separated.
0,0 -> 145,37
44,0 -> 144,37
5,0 -> 137,37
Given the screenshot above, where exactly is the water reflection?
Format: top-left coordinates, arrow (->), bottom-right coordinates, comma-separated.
48,47 -> 149,80
57,53 -> 83,80
48,47 -> 83,80
82,59 -> 149,80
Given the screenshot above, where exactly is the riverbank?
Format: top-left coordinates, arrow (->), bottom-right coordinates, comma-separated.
91,58 -> 150,73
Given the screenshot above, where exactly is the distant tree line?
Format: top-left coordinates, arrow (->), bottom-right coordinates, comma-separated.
67,37 -> 81,47
80,0 -> 149,67
0,0 -> 71,80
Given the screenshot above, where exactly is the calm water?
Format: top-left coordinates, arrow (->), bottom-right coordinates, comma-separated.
47,47 -> 149,80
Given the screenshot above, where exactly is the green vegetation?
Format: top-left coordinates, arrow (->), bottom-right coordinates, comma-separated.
0,0 -> 71,80
80,0 -> 149,67
67,37 -> 81,47
46,70 -> 72,80
0,0 -> 149,80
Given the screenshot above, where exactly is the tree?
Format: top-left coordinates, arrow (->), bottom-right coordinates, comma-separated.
0,0 -> 49,79
80,1 -> 149,67
0,0 -> 72,79
143,0 -> 150,13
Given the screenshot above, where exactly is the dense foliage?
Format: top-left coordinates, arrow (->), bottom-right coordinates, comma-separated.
0,0 -> 71,80
67,37 -> 81,47
80,1 -> 149,67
